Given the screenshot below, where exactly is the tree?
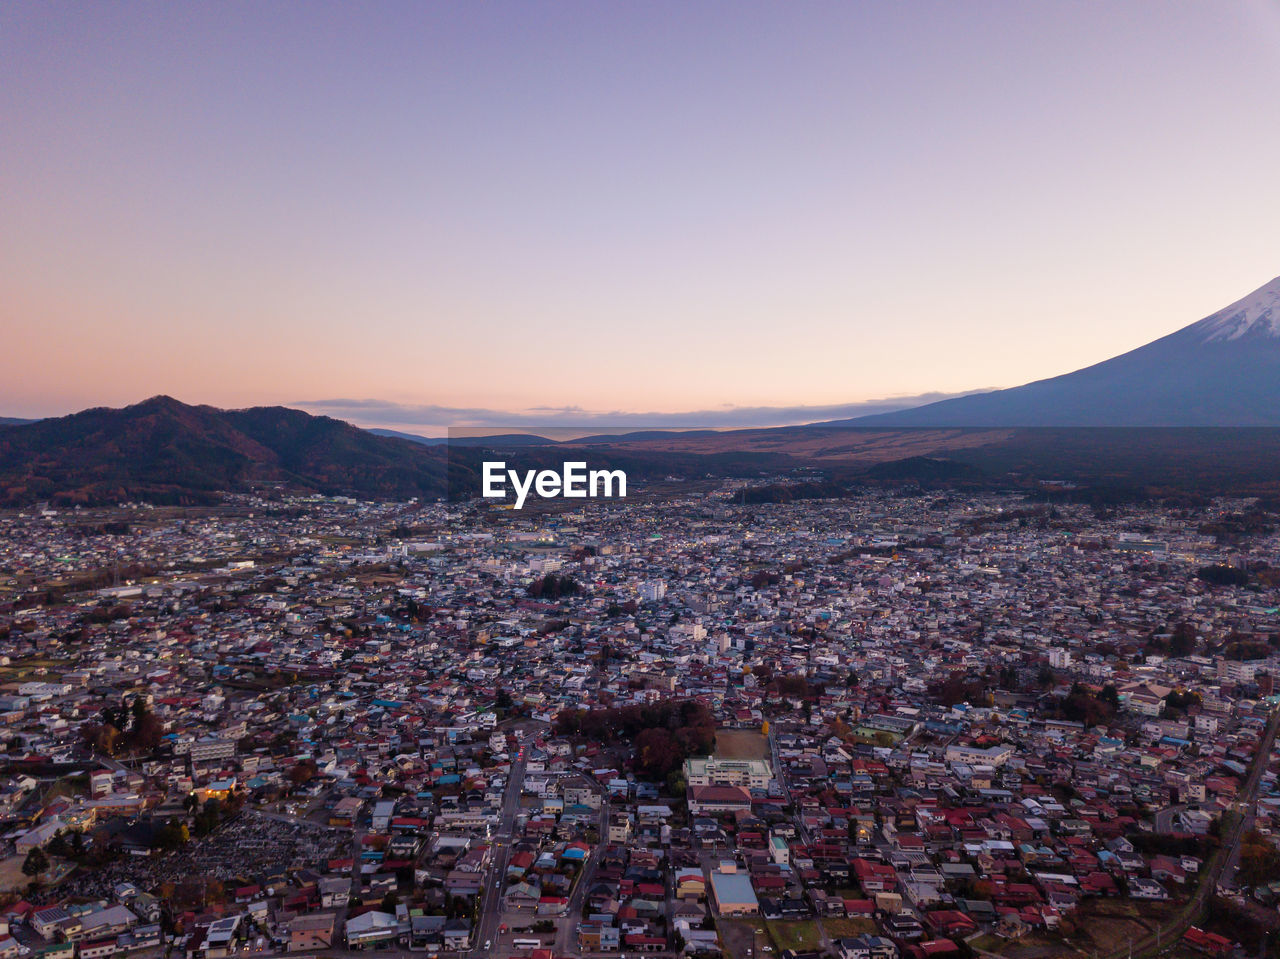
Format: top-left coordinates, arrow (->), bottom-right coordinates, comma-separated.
131,695 -> 148,731
636,727 -> 680,779
1058,682 -> 1118,726
1165,688 -> 1202,716
1239,830 -> 1280,887
194,798 -> 224,836
155,819 -> 190,851
1169,621 -> 1198,657
129,700 -> 163,751
81,722 -> 119,757
47,831 -> 71,857
527,574 -> 581,600
1198,564 -> 1250,587
22,846 -> 49,878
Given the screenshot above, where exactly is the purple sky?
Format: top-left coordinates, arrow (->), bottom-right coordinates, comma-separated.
4,2 -> 1280,432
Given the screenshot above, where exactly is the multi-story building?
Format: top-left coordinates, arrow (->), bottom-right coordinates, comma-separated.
684,757 -> 774,789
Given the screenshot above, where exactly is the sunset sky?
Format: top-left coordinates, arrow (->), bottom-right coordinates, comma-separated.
4,2 -> 1280,433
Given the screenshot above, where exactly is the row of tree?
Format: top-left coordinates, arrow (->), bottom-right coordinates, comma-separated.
555,699 -> 716,780
526,573 -> 581,599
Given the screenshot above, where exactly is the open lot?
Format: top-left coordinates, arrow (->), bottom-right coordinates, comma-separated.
1072,899 -> 1175,956
0,854 -> 30,892
715,729 -> 768,760
968,931 -> 1086,958
767,920 -> 823,952
0,854 -> 74,892
821,918 -> 878,938
716,919 -> 770,959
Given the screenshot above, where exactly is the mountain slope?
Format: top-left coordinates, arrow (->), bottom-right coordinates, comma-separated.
850,276 -> 1280,427
0,396 -> 452,506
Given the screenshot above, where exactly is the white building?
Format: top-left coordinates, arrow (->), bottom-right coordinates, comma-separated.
639,580 -> 666,602
371,800 -> 397,833
187,737 -> 237,763
1218,658 -> 1264,683
684,757 -> 774,789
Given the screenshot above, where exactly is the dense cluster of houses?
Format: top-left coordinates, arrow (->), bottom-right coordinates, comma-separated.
0,489 -> 1277,958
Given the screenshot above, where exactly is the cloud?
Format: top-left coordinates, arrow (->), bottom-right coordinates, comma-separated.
293,390 -> 994,435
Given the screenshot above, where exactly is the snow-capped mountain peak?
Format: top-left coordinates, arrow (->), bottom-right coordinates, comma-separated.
1190,275 -> 1280,342
852,272 -> 1280,426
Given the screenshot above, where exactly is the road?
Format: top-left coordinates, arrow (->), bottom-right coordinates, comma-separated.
767,726 -> 806,844
469,732 -> 534,956
292,728 -> 538,959
1101,705 -> 1280,959
767,726 -> 785,796
1154,804 -> 1188,835
554,784 -> 610,956
251,807 -> 350,829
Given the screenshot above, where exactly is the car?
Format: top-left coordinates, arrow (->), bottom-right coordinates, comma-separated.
485,942 -> 491,951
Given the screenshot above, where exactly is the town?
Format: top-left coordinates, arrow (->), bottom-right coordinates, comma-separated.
0,485 -> 1277,959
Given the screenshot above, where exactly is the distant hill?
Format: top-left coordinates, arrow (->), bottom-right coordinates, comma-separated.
366,428 -> 446,446
0,417 -> 38,427
0,396 -> 456,506
446,433 -> 564,448
849,275 -> 1280,426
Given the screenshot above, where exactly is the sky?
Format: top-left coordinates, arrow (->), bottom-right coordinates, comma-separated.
3,2 -> 1280,434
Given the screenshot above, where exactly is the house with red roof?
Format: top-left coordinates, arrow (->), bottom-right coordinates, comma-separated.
853,859 -> 898,893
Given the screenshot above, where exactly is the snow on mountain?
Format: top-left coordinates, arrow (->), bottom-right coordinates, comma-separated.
1189,275 -> 1280,342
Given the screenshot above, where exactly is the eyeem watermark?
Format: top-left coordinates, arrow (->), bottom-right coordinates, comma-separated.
482,461 -> 626,509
